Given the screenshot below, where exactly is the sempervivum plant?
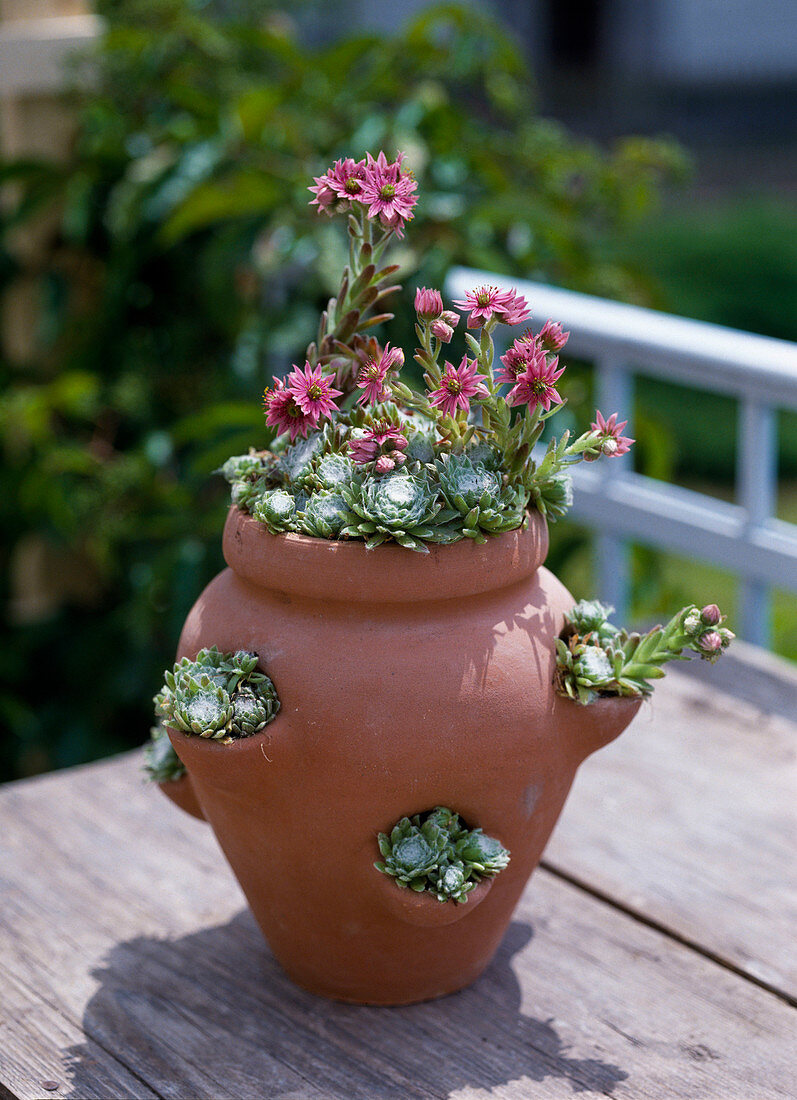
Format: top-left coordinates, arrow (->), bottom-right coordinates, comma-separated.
555,601 -> 735,705
217,150 -> 637,553
252,489 -> 300,534
342,470 -> 457,551
143,721 -> 186,783
155,646 -> 279,743
434,454 -> 527,542
300,492 -> 356,539
375,807 -> 510,903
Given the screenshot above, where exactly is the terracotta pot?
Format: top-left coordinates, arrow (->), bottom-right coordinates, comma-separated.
164,506 -> 640,1005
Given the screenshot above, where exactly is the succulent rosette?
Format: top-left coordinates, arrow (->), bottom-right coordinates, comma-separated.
375,807 -> 511,903
252,489 -> 299,534
434,453 -> 529,542
300,492 -> 357,539
342,471 -> 457,552
155,647 -> 279,743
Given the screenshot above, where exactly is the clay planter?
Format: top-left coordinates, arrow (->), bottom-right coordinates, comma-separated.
163,506 -> 640,1005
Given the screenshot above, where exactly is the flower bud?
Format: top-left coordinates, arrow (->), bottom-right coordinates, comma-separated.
719,628 -> 735,646
698,631 -> 722,653
430,319 -> 454,343
700,603 -> 721,625
538,320 -> 570,352
683,611 -> 701,635
601,438 -> 618,456
414,287 -> 444,321
440,310 -> 460,327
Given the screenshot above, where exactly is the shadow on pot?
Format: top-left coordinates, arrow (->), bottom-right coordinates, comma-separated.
62,912 -> 629,1098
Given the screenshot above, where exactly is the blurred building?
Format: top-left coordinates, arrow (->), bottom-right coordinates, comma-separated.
355,0 -> 797,183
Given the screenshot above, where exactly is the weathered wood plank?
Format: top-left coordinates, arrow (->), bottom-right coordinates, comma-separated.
1,752 -> 795,1099
544,666 -> 797,1001
0,965 -> 159,1100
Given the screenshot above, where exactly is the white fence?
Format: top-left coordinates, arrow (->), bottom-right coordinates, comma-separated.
446,267 -> 797,648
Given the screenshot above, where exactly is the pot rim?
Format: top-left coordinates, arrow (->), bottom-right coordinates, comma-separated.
222,505 -> 549,603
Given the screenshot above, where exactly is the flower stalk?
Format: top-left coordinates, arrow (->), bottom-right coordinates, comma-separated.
555,601 -> 735,705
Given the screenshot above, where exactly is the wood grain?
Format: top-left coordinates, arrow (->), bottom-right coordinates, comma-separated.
544,668 -> 797,1001
1,731 -> 795,1100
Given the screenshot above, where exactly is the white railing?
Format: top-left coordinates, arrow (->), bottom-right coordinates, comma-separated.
446,267 -> 797,648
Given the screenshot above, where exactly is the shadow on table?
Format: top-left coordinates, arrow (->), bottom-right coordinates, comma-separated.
63,914 -> 628,1099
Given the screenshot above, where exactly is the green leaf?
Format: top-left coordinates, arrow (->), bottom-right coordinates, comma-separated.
159,172 -> 281,244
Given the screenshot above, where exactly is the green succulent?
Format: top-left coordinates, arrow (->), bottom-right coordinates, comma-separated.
564,600 -> 620,645
219,452 -> 270,483
435,454 -> 529,542
278,432 -> 324,487
220,451 -> 280,513
455,829 -> 511,874
375,807 -> 511,902
342,471 -> 457,552
424,805 -> 467,840
429,863 -> 475,904
465,439 -> 503,471
310,453 -> 359,493
299,492 -> 358,539
404,429 -> 436,465
231,477 -> 267,511
142,722 -> 186,783
231,688 -> 276,736
555,602 -> 735,704
252,488 -> 300,534
375,817 -> 445,890
528,469 -> 573,522
154,646 -> 280,742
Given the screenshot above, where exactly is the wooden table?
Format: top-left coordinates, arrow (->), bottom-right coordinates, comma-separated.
1,652 -> 795,1099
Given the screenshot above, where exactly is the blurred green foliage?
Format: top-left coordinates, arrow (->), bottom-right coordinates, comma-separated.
0,0 -> 686,780
622,198 -> 797,481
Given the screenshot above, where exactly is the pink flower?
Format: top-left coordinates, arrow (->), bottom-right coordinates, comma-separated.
263,378 -> 319,442
308,158 -> 366,211
495,289 -> 531,326
452,285 -> 530,329
429,356 -> 490,418
538,319 -> 570,352
698,631 -> 723,653
430,318 -> 454,343
355,342 -> 404,405
307,172 -> 337,213
701,604 -> 721,625
495,332 -> 540,386
287,361 -> 343,420
326,157 -> 367,200
452,285 -> 504,329
414,286 -> 444,320
590,410 -> 635,457
348,420 -> 408,470
507,353 -> 565,412
360,151 -> 418,237
375,453 -> 405,473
